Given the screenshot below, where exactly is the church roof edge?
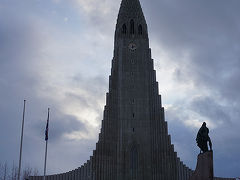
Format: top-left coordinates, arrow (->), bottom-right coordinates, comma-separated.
117,0 -> 147,25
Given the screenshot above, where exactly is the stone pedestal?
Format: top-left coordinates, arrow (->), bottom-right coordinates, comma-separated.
189,151 -> 214,180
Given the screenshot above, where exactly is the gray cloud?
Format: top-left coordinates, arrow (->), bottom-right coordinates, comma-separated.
190,96 -> 230,125
165,106 -> 197,169
141,0 -> 240,177
0,1 -> 105,174
1,0 -> 240,178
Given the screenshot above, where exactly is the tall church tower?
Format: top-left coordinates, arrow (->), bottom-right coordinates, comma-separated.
89,0 -> 193,179
29,0 -> 193,180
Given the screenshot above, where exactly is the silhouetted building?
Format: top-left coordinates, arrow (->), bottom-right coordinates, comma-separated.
30,0 -> 234,180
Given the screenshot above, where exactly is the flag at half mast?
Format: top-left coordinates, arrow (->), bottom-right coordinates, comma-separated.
45,108 -> 50,141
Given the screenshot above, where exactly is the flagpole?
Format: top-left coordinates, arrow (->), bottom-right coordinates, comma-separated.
43,108 -> 50,180
18,100 -> 26,180
43,140 -> 48,180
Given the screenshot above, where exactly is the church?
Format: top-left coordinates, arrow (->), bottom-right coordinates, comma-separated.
29,0 -> 231,179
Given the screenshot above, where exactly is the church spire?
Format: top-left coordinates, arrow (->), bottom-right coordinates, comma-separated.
115,0 -> 148,40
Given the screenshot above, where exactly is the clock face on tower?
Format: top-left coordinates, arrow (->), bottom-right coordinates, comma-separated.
128,43 -> 137,51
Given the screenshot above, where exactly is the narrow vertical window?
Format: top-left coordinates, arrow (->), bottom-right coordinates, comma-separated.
131,146 -> 138,179
138,24 -> 143,35
130,19 -> 135,34
122,24 -> 127,34
131,59 -> 135,64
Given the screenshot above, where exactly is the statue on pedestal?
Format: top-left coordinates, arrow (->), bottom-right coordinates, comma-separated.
196,122 -> 212,153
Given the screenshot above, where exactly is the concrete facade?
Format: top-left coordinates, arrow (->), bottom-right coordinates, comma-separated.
29,0 -> 193,179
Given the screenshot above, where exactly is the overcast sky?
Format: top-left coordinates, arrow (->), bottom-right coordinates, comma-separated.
0,0 -> 240,178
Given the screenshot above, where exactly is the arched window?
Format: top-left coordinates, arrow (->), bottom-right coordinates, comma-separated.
130,19 -> 135,34
138,25 -> 143,35
122,24 -> 127,34
130,146 -> 138,179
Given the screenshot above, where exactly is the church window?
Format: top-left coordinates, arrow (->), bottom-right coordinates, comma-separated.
138,24 -> 143,35
122,24 -> 127,34
130,19 -> 135,34
132,113 -> 135,118
130,146 -> 138,179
